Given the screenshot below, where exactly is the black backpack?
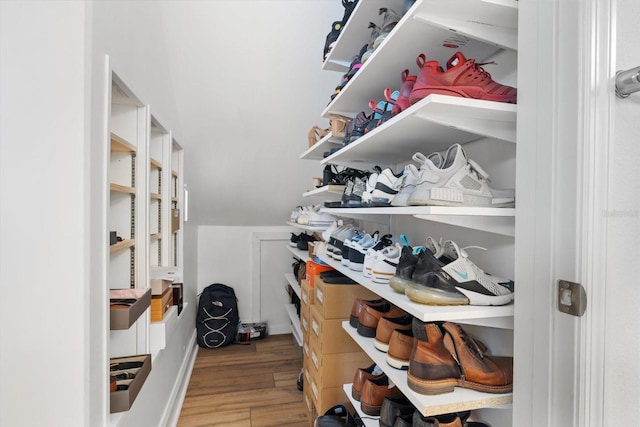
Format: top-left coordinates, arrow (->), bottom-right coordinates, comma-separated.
196,283 -> 239,348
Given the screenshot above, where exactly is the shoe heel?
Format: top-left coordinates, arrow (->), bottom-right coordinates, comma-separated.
407,373 -> 457,395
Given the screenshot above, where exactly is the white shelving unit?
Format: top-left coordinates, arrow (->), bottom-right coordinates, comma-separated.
308,0 -> 519,424
342,322 -> 513,416
318,246 -> 513,330
321,206 -> 515,237
300,131 -> 344,161
321,94 -> 517,169
107,69 -> 185,420
302,185 -> 346,201
322,0 -> 513,117
286,272 -> 302,300
342,384 -> 379,427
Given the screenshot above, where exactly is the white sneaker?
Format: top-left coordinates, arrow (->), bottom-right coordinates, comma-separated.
308,210 -> 336,227
371,244 -> 402,284
363,234 -> 394,278
361,167 -> 382,206
392,152 -> 443,207
348,232 -> 379,272
407,144 -> 515,207
370,168 -> 404,206
439,240 -> 514,306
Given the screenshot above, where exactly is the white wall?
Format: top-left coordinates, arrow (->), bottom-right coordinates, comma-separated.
198,226 -> 294,334
603,0 -> 640,422
0,1 -> 89,426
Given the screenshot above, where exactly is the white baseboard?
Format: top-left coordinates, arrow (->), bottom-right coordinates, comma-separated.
163,330 -> 198,427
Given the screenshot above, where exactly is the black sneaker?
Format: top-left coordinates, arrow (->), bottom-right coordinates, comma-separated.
323,20 -> 343,61
343,112 -> 372,145
388,245 -> 420,294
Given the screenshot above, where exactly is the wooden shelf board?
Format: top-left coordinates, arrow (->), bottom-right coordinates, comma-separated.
110,183 -> 135,194
150,193 -> 162,200
172,170 -> 179,177
109,239 -> 135,254
150,233 -> 162,242
150,158 -> 162,169
110,132 -> 136,152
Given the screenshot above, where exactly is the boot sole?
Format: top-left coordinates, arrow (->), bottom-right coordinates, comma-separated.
408,372 -> 513,395
407,372 -> 457,395
405,282 -> 469,305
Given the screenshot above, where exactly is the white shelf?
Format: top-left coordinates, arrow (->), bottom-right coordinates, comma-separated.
342,321 -> 513,416
322,0 -> 406,72
300,131 -> 343,161
321,94 -> 517,170
149,305 -> 179,357
322,0 -> 506,118
302,185 -> 346,201
287,245 -> 311,262
318,248 -> 514,330
414,0 -> 518,51
342,384 -> 379,427
286,221 -> 330,232
285,273 -> 302,299
321,206 -> 515,237
285,304 -> 303,347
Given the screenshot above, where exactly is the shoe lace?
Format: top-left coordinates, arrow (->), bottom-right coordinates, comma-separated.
465,158 -> 491,183
459,327 -> 489,359
467,60 -> 497,83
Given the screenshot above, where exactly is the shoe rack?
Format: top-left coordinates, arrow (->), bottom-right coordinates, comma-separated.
107,69 -> 185,420
306,0 -> 518,425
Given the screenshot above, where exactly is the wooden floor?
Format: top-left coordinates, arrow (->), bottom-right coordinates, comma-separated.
177,334 -> 309,427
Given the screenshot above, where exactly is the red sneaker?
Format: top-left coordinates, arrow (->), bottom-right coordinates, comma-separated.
392,69 -> 417,116
409,52 -> 517,104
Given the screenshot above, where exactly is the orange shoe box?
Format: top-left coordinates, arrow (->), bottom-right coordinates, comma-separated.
151,286 -> 173,322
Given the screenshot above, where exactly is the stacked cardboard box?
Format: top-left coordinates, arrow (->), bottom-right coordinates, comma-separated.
301,272 -> 378,422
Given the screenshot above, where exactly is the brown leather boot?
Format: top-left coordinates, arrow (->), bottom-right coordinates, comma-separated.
357,304 -> 407,338
352,363 -> 384,401
407,319 -> 460,395
349,298 -> 389,328
359,375 -> 403,416
441,322 -> 513,393
386,328 -> 414,370
374,314 -> 413,352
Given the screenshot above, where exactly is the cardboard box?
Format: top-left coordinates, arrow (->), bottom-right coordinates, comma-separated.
309,305 -> 362,354
308,340 -> 370,388
309,379 -> 351,416
150,266 -> 183,282
300,279 -> 314,306
110,288 -> 151,330
110,354 -> 151,413
300,305 -> 310,337
150,278 -> 172,296
151,286 -> 173,322
313,277 -> 379,319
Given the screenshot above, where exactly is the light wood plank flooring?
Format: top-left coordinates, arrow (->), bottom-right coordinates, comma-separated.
178,334 -> 309,427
